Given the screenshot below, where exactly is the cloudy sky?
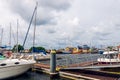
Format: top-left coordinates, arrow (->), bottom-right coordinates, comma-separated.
0,0 -> 120,49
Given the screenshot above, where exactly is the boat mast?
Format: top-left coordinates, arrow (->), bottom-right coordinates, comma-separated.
22,2 -> 38,48
33,2 -> 38,52
9,23 -> 11,50
17,19 -> 19,53
0,28 -> 3,46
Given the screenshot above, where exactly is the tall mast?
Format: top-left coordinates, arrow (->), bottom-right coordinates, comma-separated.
22,2 -> 38,48
11,27 -> 16,45
17,19 -> 19,53
9,23 -> 11,49
0,28 -> 3,46
33,2 -> 38,49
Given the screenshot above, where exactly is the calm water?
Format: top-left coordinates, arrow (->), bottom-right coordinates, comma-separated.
5,70 -> 67,80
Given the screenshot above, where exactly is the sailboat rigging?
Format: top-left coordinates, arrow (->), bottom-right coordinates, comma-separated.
22,2 -> 38,48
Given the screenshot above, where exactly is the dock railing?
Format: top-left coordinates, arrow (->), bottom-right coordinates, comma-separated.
55,54 -> 101,68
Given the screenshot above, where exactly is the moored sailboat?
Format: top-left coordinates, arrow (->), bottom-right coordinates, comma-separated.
97,51 -> 120,64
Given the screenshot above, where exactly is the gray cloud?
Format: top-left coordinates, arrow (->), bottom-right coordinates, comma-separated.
95,32 -> 112,37
39,0 -> 71,11
115,24 -> 120,30
47,29 -> 56,34
2,0 -> 120,49
6,0 -> 71,26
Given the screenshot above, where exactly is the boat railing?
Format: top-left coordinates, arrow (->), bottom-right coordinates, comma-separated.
9,53 -> 34,60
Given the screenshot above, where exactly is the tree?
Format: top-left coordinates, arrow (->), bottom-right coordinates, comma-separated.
12,44 -> 24,52
29,46 -> 45,52
36,47 -> 45,51
107,46 -> 113,51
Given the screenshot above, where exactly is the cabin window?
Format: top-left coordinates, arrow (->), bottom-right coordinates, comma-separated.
15,62 -> 20,64
0,63 -> 6,66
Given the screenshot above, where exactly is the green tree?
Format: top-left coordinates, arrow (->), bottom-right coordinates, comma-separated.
12,44 -> 24,52
107,46 -> 113,51
37,47 -> 45,51
29,46 -> 45,52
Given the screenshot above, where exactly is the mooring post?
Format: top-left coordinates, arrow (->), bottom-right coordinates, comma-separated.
50,50 -> 59,78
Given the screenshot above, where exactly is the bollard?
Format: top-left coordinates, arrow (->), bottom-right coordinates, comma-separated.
50,50 -> 56,73
50,50 -> 59,79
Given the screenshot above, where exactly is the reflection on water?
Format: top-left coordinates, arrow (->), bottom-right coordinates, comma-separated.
100,67 -> 120,73
5,68 -> 120,80
90,67 -> 120,74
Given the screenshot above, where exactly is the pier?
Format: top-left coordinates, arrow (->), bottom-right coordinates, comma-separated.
33,53 -> 120,80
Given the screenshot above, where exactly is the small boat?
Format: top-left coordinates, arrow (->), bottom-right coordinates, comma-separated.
102,51 -> 118,54
98,50 -> 118,54
0,54 -> 35,79
97,51 -> 120,64
62,47 -> 73,54
62,51 -> 72,54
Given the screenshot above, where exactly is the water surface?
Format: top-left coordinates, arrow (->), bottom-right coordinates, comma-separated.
6,71 -> 68,80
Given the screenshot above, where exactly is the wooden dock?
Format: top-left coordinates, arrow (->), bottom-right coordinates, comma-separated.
33,62 -> 120,80
59,70 -> 119,80
64,62 -> 120,70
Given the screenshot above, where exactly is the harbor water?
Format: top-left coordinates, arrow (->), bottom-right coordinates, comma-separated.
7,68 -> 120,80
6,70 -> 69,80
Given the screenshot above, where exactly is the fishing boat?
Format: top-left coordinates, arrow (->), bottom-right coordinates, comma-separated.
0,54 -> 35,79
97,51 -> 120,64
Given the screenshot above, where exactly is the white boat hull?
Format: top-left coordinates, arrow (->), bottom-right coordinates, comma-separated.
0,64 -> 32,79
97,58 -> 120,63
102,51 -> 118,54
0,58 -> 36,79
